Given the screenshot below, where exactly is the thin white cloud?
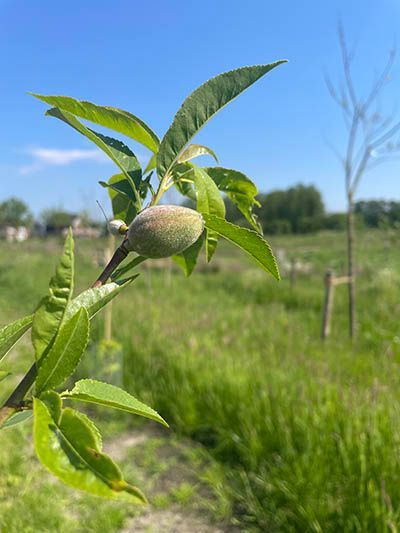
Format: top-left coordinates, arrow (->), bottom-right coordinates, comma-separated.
19,147 -> 109,175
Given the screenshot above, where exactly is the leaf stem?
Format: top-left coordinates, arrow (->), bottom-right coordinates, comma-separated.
150,171 -> 170,206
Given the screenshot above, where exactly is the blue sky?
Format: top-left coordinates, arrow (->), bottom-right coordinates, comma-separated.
0,0 -> 399,218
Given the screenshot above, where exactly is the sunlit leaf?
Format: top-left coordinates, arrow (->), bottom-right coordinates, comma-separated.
46,108 -> 142,208
192,165 -> 225,261
31,94 -> 159,153
62,379 -> 168,427
202,214 -> 280,279
34,394 -> 146,502
64,276 -> 138,323
32,229 -> 74,362
36,308 -> 89,393
157,61 -> 287,178
0,314 -> 33,364
177,144 -> 218,164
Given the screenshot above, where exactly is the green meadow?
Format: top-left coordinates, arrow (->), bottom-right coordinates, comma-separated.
1,228 -> 400,531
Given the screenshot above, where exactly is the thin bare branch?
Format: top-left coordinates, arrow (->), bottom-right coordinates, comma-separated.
322,132 -> 345,167
338,21 -> 358,109
324,73 -> 346,109
370,120 -> 400,149
363,48 -> 396,112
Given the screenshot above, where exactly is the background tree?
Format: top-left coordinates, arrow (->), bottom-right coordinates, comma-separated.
326,23 -> 400,338
0,197 -> 33,227
256,184 -> 325,234
41,208 -> 72,231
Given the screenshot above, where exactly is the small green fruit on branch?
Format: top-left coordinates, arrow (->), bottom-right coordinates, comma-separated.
93,205 -> 204,287
127,205 -> 204,259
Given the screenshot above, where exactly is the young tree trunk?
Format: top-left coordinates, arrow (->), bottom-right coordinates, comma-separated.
346,194 -> 356,339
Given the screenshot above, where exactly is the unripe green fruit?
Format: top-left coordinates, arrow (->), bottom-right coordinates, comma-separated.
127,205 -> 204,258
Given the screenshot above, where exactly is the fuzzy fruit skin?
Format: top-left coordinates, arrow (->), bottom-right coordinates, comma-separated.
127,205 -> 204,258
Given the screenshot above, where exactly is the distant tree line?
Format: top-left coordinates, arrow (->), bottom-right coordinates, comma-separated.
1,190 -> 400,235
0,198 -> 102,233
225,184 -> 400,234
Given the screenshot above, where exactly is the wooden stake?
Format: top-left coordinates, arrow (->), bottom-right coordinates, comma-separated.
321,269 -> 335,340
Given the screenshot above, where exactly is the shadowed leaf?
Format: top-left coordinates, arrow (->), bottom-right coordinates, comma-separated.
173,232 -> 205,277
34,394 -> 146,502
1,410 -> 32,430
205,167 -> 261,231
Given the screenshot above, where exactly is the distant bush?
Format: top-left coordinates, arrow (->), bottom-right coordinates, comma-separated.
0,197 -> 33,228
323,213 -> 347,231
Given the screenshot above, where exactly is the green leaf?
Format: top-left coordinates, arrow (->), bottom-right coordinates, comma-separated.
144,153 -> 157,175
177,144 -> 218,164
0,314 -> 33,364
106,174 -> 138,224
62,379 -> 168,427
1,410 -> 32,429
32,229 -> 74,362
192,165 -> 225,261
1,276 -> 135,368
64,276 -> 138,323
40,390 -> 62,422
31,94 -> 160,153
46,108 -> 142,207
157,61 -> 287,178
202,214 -> 280,280
0,278 -> 135,361
0,371 -> 11,383
36,308 -> 89,393
111,256 -> 146,281
170,163 -> 196,200
99,175 -> 137,203
33,395 -> 146,502
205,167 -> 261,231
173,232 -> 204,277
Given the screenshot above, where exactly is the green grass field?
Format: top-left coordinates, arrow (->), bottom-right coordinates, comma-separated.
1,229 -> 400,531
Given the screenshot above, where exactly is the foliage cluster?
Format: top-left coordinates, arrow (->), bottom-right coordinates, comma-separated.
0,61 -> 285,501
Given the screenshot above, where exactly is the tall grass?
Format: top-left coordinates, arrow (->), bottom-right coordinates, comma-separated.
1,230 -> 400,530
